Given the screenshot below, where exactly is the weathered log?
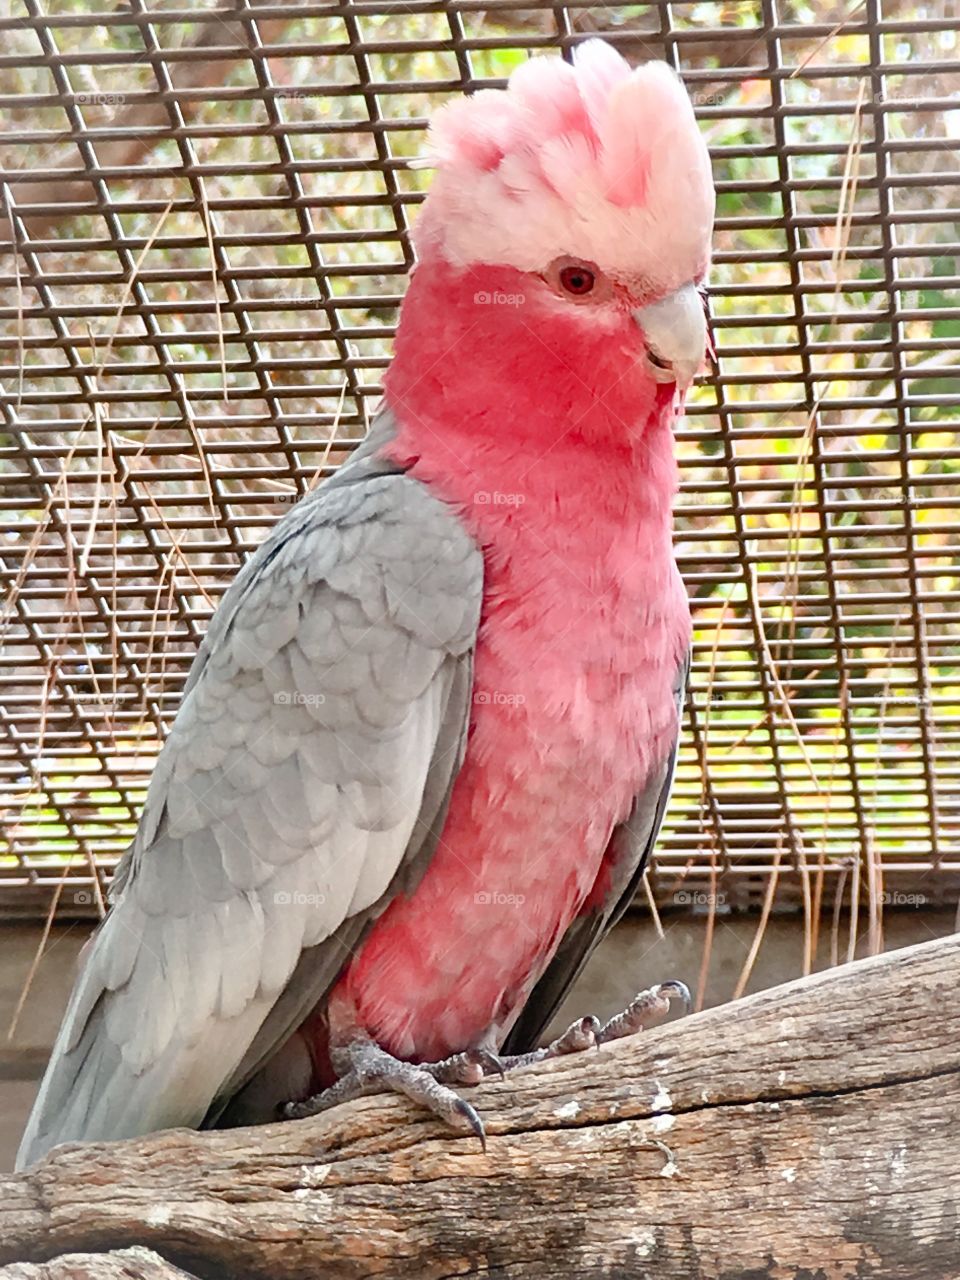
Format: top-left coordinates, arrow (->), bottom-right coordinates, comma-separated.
3,934 -> 958,1279
0,1248 -> 200,1279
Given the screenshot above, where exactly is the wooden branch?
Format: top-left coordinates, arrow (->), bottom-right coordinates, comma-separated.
0,1248 -> 200,1279
3,934 -> 958,1279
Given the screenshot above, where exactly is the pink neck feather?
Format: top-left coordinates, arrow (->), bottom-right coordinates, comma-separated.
382,257 -> 681,543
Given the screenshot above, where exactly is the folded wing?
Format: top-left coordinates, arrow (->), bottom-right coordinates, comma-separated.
17,417 -> 483,1168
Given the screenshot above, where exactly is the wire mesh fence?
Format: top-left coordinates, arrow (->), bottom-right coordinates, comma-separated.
1,0 -> 959,925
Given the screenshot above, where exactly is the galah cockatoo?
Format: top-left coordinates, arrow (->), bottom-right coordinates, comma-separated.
18,38 -> 714,1168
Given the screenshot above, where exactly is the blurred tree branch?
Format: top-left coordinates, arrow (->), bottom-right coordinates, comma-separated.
1,6 -> 295,245
2,0 -> 869,246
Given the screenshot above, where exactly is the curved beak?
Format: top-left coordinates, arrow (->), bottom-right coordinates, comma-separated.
633,283 -> 707,392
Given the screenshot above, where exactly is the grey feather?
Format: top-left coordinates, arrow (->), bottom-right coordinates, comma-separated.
211,652 -> 475,1122
502,653 -> 689,1055
17,410 -> 483,1169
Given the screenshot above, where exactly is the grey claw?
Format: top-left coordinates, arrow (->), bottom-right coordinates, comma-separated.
551,1014 -> 599,1055
581,1014 -> 602,1042
455,1097 -> 487,1151
659,980 -> 692,1013
474,1048 -> 505,1080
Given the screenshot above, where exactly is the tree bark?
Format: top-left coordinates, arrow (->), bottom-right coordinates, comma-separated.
2,934 -> 958,1280
0,1248 -> 201,1279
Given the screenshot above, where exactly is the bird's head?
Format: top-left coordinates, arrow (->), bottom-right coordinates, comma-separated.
404,39 -> 715,404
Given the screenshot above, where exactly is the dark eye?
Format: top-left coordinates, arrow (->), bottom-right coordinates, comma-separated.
559,265 -> 595,296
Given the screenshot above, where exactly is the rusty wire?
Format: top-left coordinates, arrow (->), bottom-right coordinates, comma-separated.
0,0 -> 958,920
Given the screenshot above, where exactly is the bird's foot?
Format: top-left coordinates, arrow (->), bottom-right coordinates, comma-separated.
282,983 -> 689,1148
495,1013 -> 602,1070
283,1035 -> 489,1147
500,980 -> 692,1070
595,979 -> 691,1045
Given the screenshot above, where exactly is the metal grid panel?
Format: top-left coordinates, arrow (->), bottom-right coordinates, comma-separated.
1,0 -> 959,919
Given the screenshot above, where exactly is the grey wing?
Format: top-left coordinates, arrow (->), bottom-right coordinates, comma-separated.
17,416 -> 483,1168
502,653 -> 688,1055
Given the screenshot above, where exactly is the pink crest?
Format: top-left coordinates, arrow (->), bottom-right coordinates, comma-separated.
417,39 -> 715,294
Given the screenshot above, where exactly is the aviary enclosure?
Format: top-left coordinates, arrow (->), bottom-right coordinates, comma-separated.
0,2 -> 959,1277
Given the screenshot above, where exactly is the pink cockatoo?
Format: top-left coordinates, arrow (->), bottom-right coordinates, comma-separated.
19,38 -> 714,1168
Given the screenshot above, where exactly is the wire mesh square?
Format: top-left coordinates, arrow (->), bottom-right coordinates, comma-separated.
1,0 -> 959,921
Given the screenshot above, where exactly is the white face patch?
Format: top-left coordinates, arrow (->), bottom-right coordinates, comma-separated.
416,42 -> 714,300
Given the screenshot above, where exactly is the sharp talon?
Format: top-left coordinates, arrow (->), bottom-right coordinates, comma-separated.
475,1048 -> 505,1080
577,1012 -> 603,1051
659,980 -> 692,1013
592,979 -> 693,1046
427,1046 -> 504,1085
283,1093 -> 332,1121
281,1036 -> 495,1147
563,1015 -> 599,1052
455,1097 -> 487,1151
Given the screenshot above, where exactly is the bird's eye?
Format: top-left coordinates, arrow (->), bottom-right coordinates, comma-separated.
559,265 -> 595,296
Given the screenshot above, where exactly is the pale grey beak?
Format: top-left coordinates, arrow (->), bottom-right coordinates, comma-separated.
633,283 -> 707,391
